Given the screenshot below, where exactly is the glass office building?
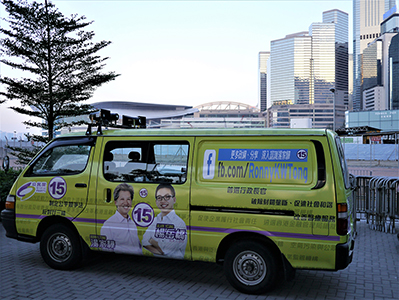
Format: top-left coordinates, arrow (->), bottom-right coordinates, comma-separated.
352,0 -> 396,111
270,32 -> 312,106
381,9 -> 399,32
268,10 -> 348,129
360,12 -> 398,111
389,33 -> 399,109
309,22 -> 336,105
323,9 -> 349,110
363,40 -> 383,92
258,51 -> 270,112
382,13 -> 399,110
362,40 -> 383,111
361,33 -> 397,111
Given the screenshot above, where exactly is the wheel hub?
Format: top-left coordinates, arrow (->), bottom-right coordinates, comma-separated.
53,236 -> 68,255
233,251 -> 266,286
48,233 -> 72,263
243,260 -> 257,274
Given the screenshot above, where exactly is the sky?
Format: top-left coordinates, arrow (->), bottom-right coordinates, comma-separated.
0,0 -> 353,135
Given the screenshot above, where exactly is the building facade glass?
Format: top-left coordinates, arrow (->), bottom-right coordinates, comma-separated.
346,109 -> 399,130
363,40 -> 383,92
352,0 -> 396,111
310,22 -> 336,105
361,11 -> 398,112
323,9 -> 349,110
270,32 -> 312,106
258,51 -> 270,112
268,10 -> 348,130
389,33 -> 399,109
381,12 -> 399,32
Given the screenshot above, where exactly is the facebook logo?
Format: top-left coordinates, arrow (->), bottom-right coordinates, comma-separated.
203,150 -> 216,179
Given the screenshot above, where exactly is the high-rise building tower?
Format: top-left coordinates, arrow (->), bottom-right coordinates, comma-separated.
323,9 -> 349,110
389,34 -> 399,109
360,6 -> 399,111
269,32 -> 312,106
258,51 -> 270,112
382,11 -> 399,110
349,53 -> 353,110
352,0 -> 396,111
267,10 -> 348,130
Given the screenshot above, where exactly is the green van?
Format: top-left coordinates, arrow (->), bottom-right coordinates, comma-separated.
2,111 -> 354,294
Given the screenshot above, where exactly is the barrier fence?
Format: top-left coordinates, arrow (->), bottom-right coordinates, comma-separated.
352,175 -> 399,234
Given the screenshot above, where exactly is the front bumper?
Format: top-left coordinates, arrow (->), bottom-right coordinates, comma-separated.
1,209 -> 37,243
1,209 -> 18,239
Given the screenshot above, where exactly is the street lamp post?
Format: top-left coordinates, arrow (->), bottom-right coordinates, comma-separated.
329,88 -> 336,131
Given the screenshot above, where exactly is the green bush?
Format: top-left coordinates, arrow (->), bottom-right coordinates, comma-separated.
0,168 -> 22,209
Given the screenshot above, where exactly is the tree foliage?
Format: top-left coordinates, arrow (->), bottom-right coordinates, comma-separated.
0,0 -> 119,163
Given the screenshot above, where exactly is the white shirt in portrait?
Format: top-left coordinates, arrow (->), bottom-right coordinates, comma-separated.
101,210 -> 142,255
142,210 -> 187,259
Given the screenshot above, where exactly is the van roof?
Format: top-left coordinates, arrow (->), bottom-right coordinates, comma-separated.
58,128 -> 330,138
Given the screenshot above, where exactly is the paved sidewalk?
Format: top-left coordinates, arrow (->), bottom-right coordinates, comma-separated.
0,220 -> 398,300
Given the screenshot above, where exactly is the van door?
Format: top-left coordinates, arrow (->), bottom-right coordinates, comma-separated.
15,137 -> 96,235
93,136 -> 193,259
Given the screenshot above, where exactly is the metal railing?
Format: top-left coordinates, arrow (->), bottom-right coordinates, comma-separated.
352,175 -> 399,233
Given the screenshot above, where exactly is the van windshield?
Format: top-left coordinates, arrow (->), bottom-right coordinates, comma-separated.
30,145 -> 91,176
335,136 -> 350,189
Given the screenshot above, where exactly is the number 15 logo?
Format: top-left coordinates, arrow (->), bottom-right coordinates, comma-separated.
48,177 -> 67,199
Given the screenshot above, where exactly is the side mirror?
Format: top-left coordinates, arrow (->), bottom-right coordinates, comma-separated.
2,155 -> 10,173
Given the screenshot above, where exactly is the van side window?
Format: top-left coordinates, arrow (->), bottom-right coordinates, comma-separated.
103,141 -> 189,184
29,145 -> 91,176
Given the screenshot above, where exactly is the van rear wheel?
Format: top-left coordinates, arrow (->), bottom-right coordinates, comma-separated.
40,224 -> 82,270
223,241 -> 279,294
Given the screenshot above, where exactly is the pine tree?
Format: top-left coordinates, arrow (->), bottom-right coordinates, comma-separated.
0,0 -> 119,164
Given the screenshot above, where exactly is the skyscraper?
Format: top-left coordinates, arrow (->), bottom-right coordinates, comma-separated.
362,32 -> 398,110
352,0 -> 396,111
258,51 -> 270,112
382,11 -> 399,110
349,54 -> 353,110
360,7 -> 399,111
389,33 -> 399,109
267,10 -> 348,130
362,38 -> 384,110
323,9 -> 349,110
269,32 -> 312,106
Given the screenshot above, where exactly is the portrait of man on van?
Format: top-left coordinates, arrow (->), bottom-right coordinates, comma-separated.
100,183 -> 142,255
142,183 -> 187,259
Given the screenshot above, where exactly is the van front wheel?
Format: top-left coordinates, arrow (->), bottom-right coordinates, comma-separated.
40,224 -> 82,270
223,241 -> 279,294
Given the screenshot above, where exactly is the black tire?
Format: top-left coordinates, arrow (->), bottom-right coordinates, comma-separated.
40,224 -> 82,270
223,240 -> 279,295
